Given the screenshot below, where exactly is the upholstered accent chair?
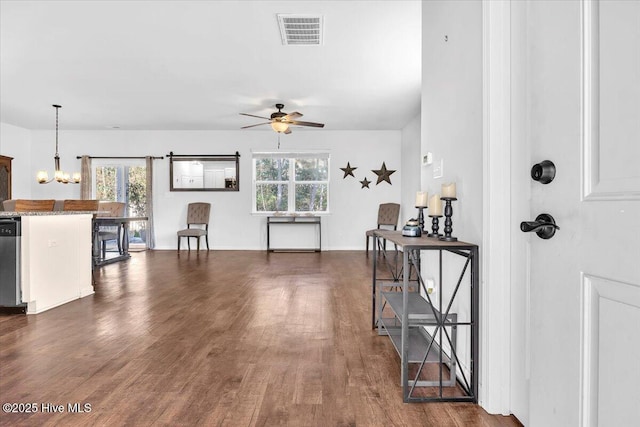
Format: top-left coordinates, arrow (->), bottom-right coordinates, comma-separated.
177,202 -> 211,251
2,199 -> 16,211
97,202 -> 126,258
365,202 -> 401,256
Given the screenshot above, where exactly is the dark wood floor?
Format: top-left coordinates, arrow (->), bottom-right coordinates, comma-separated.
0,251 -> 521,426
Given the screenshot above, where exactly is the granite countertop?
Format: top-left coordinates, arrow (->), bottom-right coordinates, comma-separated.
0,211 -> 98,217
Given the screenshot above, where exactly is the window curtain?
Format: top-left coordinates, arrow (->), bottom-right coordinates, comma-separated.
80,155 -> 92,199
145,156 -> 156,249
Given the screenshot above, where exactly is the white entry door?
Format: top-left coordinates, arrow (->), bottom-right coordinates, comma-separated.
521,1 -> 640,426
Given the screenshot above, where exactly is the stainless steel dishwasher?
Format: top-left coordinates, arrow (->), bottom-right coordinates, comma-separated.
0,217 -> 24,310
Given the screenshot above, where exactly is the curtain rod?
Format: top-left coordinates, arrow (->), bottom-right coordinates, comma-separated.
167,151 -> 240,157
76,156 -> 164,159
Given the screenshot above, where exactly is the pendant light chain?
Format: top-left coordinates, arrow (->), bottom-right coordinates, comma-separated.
54,104 -> 61,157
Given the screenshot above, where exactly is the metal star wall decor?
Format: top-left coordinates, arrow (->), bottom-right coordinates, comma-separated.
340,162 -> 357,179
360,177 -> 371,189
372,162 -> 396,185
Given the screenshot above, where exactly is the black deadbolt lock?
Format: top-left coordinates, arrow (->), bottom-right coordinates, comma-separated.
531,160 -> 556,184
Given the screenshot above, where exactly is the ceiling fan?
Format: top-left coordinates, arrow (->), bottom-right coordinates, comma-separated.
240,103 -> 325,134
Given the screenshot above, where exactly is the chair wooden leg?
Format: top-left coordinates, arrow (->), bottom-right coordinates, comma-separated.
205,234 -> 209,251
366,236 -> 369,256
177,236 -> 180,252
187,237 -> 191,251
197,236 -> 200,251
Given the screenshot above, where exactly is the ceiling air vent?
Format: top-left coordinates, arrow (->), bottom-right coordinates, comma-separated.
277,14 -> 323,45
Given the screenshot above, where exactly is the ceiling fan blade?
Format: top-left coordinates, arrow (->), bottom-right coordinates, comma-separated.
284,127 -> 292,134
241,122 -> 271,129
240,113 -> 271,120
287,120 -> 325,128
283,112 -> 303,121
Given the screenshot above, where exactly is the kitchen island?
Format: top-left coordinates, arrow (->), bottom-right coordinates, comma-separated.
0,211 -> 94,314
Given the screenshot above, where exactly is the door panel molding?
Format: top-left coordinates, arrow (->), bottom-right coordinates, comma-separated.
580,273 -> 640,427
581,0 -> 640,201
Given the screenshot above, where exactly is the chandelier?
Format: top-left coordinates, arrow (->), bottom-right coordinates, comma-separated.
37,104 -> 80,184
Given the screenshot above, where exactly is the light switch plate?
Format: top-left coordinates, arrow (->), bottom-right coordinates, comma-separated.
433,158 -> 443,178
422,152 -> 433,166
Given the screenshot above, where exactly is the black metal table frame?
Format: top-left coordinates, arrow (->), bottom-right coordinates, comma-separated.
372,230 -> 479,403
92,217 -> 147,267
267,216 -> 321,252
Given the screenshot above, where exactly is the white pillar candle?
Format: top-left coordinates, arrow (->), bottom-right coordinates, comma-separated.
442,182 -> 457,198
429,194 -> 443,216
415,191 -> 428,207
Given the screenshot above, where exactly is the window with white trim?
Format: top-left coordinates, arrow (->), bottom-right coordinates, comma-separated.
252,152 -> 330,214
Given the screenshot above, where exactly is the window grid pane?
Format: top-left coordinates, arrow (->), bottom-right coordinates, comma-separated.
255,158 -> 289,181
95,166 -> 118,201
256,183 -> 288,212
295,183 -> 328,212
253,154 -> 329,213
295,158 -> 329,181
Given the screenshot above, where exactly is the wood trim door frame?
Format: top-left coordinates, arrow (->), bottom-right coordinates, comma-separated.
481,0 -> 513,416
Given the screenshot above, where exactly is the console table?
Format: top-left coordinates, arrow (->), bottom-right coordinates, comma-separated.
267,215 -> 321,252
372,230 -> 479,402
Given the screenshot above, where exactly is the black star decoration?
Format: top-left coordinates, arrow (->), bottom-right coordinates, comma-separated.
360,177 -> 371,189
372,162 -> 396,185
340,162 -> 358,179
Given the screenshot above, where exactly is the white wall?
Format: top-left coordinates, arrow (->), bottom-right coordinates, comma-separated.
421,0 -> 483,242
7,127 -> 406,250
420,0 -> 483,382
0,122 -> 32,198
401,113 -> 422,225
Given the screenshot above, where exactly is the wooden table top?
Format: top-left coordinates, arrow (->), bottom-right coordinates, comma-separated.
373,229 -> 477,250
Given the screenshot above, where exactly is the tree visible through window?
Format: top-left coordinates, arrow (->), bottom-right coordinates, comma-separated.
95,166 -> 146,217
253,153 -> 329,214
94,161 -> 147,247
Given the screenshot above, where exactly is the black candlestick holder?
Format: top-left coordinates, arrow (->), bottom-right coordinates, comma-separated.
428,215 -> 442,237
439,197 -> 458,242
416,206 -> 427,232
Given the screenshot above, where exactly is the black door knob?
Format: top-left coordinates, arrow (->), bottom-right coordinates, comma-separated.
520,213 -> 559,239
531,160 -> 556,184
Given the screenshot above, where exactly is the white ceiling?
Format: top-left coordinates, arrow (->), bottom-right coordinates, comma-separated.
0,0 -> 421,132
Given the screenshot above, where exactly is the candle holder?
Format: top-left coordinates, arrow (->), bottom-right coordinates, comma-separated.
439,197 -> 458,242
428,215 -> 443,237
416,206 -> 427,232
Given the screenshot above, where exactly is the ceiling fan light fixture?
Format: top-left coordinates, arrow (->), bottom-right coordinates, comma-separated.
240,104 -> 323,134
271,121 -> 289,133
